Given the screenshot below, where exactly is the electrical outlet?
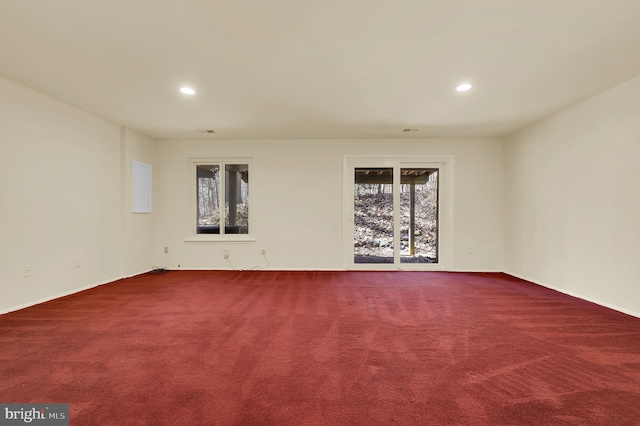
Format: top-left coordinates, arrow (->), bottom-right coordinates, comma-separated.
223,249 -> 229,259
75,257 -> 81,268
164,246 -> 169,254
23,265 -> 31,277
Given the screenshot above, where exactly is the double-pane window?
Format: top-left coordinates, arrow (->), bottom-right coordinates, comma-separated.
196,162 -> 249,235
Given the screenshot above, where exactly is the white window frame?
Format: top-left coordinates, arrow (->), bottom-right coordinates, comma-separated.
185,157 -> 255,242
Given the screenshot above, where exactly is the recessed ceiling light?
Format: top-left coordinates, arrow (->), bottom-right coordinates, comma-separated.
455,83 -> 473,92
180,87 -> 197,95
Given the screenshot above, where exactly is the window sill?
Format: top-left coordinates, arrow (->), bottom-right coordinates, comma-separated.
184,235 -> 256,243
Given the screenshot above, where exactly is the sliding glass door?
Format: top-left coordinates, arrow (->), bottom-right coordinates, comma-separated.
345,157 -> 447,270
399,168 -> 439,264
354,168 -> 395,264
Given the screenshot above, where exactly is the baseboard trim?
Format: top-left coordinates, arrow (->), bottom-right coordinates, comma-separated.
4,269 -> 637,319
170,267 -> 345,272
169,268 -> 505,273
0,272 -> 147,315
504,270 -> 640,319
125,268 -> 153,278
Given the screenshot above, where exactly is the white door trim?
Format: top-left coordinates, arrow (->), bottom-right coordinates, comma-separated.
343,155 -> 453,271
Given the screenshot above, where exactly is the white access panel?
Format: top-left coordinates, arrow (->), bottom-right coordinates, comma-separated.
132,161 -> 152,213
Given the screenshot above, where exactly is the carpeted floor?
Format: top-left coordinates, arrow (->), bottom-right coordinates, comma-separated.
0,271 -> 639,425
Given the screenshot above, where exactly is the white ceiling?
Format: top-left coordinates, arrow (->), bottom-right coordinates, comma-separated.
1,0 -> 639,140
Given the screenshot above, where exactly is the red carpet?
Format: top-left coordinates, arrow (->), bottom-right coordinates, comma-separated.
1,271 -> 639,425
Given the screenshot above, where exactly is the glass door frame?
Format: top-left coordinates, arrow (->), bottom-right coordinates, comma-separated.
343,155 -> 453,271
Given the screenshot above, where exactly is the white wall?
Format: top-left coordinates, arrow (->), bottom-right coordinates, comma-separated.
0,77 -> 155,313
504,76 -> 640,317
4,65 -> 638,316
123,128 -> 156,276
0,73 -> 502,312
154,138 -> 504,271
